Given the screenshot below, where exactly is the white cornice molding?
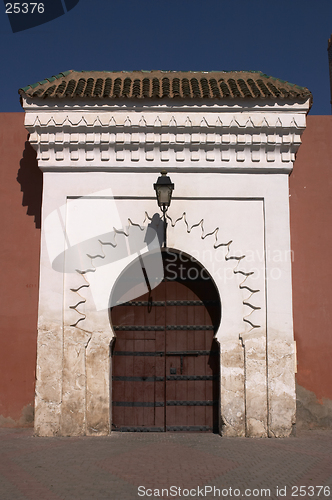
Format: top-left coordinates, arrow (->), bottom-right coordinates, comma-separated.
22,96 -> 311,112
23,102 -> 310,173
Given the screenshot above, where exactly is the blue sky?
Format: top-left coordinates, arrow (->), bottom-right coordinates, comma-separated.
0,0 -> 331,114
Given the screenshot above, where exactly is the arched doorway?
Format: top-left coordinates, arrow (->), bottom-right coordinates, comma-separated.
110,250 -> 221,432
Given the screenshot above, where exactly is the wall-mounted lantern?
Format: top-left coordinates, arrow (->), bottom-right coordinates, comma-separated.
153,170 -> 174,247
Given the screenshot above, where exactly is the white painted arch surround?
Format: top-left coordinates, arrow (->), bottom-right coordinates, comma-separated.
23,96 -> 310,437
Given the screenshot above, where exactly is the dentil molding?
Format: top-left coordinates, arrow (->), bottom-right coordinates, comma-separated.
23,102 -> 309,172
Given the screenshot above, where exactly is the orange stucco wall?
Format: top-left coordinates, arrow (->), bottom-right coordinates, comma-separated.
0,112 -> 331,425
0,113 -> 41,425
290,115 -> 332,401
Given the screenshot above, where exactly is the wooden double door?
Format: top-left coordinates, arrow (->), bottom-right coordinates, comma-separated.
111,262 -> 220,432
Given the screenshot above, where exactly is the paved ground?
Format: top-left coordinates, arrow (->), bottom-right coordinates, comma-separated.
0,428 -> 331,500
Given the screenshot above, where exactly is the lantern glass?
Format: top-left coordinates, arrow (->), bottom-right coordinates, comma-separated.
153,171 -> 174,209
157,186 -> 171,206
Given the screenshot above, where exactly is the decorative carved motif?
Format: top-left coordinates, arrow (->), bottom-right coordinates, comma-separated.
165,212 -> 261,332
67,211 -> 261,333
25,111 -> 306,171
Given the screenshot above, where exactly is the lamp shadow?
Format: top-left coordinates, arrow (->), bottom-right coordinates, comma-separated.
17,136 -> 43,229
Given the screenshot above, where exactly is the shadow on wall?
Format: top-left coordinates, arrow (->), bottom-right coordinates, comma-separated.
16,136 -> 42,229
0,403 -> 34,428
296,383 -> 332,429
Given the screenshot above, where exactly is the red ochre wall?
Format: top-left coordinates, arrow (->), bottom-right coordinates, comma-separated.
0,113 -> 331,427
0,113 -> 42,426
290,116 -> 332,418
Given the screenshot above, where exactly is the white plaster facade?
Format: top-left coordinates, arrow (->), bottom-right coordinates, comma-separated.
22,95 -> 310,437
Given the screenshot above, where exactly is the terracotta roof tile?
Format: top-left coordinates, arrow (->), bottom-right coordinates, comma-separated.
19,70 -> 312,102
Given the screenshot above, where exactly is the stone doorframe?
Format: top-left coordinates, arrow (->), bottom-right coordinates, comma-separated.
33,185 -> 295,438
21,94 -> 310,437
